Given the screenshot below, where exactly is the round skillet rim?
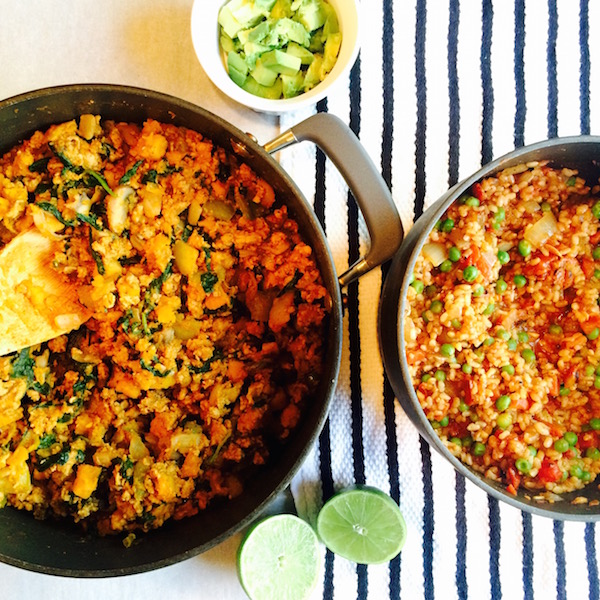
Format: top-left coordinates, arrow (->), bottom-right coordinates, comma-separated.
0,83 -> 343,576
379,135 -> 600,521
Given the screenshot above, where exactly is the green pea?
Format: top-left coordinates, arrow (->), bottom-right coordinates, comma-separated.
430,300 -> 443,314
595,269 -> 600,279
515,458 -> 531,473
541,201 -> 552,212
595,364 -> 600,376
593,247 -> 600,261
465,196 -> 480,207
473,442 -> 486,456
496,413 -> 512,430
492,222 -> 501,231
439,259 -> 453,273
431,419 -> 441,429
459,401 -> 469,412
496,329 -> 510,341
564,431 -> 578,447
566,176 -> 577,187
451,318 -> 462,329
595,376 -> 600,390
450,437 -> 462,446
585,447 -> 600,460
483,337 -> 495,346
462,436 -> 473,448
441,343 -> 455,358
497,250 -> 510,264
495,395 -> 511,411
592,200 -> 600,219
472,285 -> 485,297
569,464 -> 584,479
518,239 -> 532,257
559,386 -> 571,396
421,373 -> 432,383
581,470 -> 591,482
425,284 -> 438,298
463,265 -> 479,282
528,446 -> 538,457
494,207 -> 506,221
554,438 -> 570,453
587,328 -> 600,341
507,338 -> 518,351
514,274 -> 527,288
549,324 -> 563,336
421,310 -> 431,323
590,418 -> 600,430
502,364 -> 515,376
496,278 -> 508,294
448,246 -> 461,262
522,348 -> 536,363
411,280 -> 425,294
439,416 -> 449,427
441,218 -> 455,233
585,364 -> 596,377
461,363 -> 473,374
483,303 -> 495,316
434,370 -> 446,382
434,219 -> 443,231
517,331 -> 530,343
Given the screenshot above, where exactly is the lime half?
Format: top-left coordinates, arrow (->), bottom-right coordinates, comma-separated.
237,514 -> 321,600
316,486 -> 407,564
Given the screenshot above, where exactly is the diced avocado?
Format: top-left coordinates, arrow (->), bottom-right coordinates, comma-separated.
265,17 -> 311,47
320,31 -> 341,79
228,0 -> 269,28
218,5 -> 245,39
281,71 -> 305,98
242,76 -> 283,99
220,32 -> 237,54
308,28 -> 325,52
260,49 -> 301,75
243,41 -> 271,69
303,53 -> 323,91
286,42 -> 315,65
255,0 -> 277,9
321,2 -> 339,36
251,58 -> 279,87
295,0 -> 326,32
246,19 -> 272,43
270,0 -> 293,19
227,50 -> 249,87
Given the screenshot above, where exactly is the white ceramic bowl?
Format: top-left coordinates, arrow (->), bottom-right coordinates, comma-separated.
191,0 -> 360,114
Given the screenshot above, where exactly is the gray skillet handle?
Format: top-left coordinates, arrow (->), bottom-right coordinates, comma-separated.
263,113 -> 404,288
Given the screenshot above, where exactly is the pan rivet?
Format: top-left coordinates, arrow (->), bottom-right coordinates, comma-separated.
231,138 -> 252,157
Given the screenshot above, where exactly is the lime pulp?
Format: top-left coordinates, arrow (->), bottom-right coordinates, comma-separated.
316,485 -> 407,564
237,514 -> 321,600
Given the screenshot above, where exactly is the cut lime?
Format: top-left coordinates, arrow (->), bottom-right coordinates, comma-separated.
237,514 -> 321,600
316,485 -> 407,564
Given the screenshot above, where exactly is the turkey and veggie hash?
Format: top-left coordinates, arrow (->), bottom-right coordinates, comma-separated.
0,115 -> 329,535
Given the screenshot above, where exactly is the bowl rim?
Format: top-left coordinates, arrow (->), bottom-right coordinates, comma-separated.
385,135 -> 600,521
190,0 -> 361,114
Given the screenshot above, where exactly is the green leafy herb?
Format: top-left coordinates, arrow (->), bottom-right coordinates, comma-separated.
29,157 -> 50,173
88,228 -> 105,275
140,359 -> 172,378
119,160 -> 144,185
36,202 -> 74,226
85,169 -> 114,196
279,269 -> 302,296
77,212 -> 103,231
32,381 -> 51,395
120,457 -> 134,483
141,169 -> 158,184
201,272 -> 219,293
38,433 -> 57,450
36,446 -> 70,472
10,348 -> 35,383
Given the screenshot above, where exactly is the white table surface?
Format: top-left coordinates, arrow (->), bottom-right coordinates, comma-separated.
0,1 -> 286,598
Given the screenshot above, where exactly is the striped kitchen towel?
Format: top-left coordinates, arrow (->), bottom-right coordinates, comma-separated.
280,0 -> 600,598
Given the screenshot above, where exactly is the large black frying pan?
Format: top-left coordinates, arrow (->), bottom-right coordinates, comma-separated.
0,84 -> 403,576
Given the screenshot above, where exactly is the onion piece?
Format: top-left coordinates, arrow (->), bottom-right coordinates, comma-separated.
522,200 -> 540,214
422,242 -> 447,267
524,211 -> 558,247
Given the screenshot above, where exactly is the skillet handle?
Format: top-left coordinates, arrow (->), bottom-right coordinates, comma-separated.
263,113 -> 404,287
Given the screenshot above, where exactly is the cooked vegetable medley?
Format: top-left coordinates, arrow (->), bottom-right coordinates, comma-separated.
0,115 -> 329,534
405,163 -> 600,501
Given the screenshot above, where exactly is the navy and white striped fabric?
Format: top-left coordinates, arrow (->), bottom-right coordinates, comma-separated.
281,1 -> 600,598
